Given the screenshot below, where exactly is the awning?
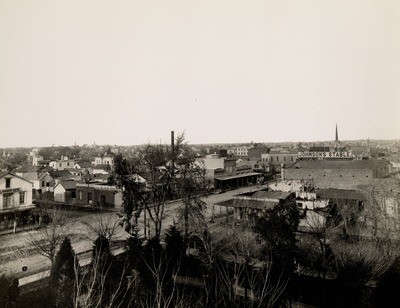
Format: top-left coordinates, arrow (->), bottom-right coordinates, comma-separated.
215,172 -> 262,181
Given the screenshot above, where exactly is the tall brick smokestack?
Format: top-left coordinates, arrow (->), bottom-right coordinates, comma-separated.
171,131 -> 175,176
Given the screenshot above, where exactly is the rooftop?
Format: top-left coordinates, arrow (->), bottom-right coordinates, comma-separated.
235,189 -> 292,200
215,198 -> 278,210
214,172 -> 261,181
317,188 -> 366,201
287,159 -> 387,170
58,181 -> 76,190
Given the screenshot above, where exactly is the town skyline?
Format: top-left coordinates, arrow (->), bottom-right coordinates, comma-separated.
1,0 -> 399,147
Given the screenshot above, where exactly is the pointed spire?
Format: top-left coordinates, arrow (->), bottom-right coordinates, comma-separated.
335,124 -> 338,142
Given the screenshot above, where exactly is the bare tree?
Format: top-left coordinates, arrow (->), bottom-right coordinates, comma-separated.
82,213 -> 121,242
298,209 -> 336,279
194,226 -> 290,307
140,142 -> 172,240
111,154 -> 145,234
358,180 -> 400,239
174,136 -> 209,245
25,208 -> 67,265
73,249 -> 130,308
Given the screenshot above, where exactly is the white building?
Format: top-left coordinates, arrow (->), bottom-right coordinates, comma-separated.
0,172 -> 33,211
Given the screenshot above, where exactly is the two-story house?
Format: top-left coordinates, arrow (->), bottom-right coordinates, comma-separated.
0,172 -> 34,231
94,148 -> 116,169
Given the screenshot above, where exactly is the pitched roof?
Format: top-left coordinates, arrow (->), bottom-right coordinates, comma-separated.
76,162 -> 92,168
215,172 -> 261,181
19,173 -> 38,182
236,160 -> 259,168
215,198 -> 278,210
317,189 -> 366,201
235,190 -> 292,200
15,165 -> 42,173
57,181 -> 76,190
93,164 -> 111,170
93,174 -> 110,181
269,150 -> 298,155
49,170 -> 72,178
0,172 -> 33,184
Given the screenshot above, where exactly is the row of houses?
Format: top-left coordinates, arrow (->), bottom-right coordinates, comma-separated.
0,150 -> 122,231
0,169 -> 124,230
31,148 -> 116,169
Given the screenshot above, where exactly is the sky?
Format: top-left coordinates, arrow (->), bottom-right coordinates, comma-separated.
1,0 -> 399,147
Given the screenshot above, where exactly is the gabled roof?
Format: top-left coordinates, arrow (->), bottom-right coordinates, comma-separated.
0,171 -> 33,185
15,165 -> 43,173
56,181 -> 76,190
76,162 -> 92,169
96,148 -> 116,158
49,170 -> 72,178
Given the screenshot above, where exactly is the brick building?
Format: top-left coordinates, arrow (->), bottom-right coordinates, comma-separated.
283,159 -> 391,189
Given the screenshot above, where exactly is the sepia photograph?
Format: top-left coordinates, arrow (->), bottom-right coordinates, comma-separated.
0,1 -> 399,307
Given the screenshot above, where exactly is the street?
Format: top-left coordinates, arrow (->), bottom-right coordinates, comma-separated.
0,185 -> 262,281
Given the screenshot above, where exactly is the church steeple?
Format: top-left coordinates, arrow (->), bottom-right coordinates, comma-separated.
334,124 -> 340,150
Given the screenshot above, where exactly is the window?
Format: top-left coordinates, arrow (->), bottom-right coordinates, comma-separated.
67,162 -> 70,166
46,182 -> 50,187
284,156 -> 287,162
277,156 -> 279,161
19,192 -> 25,204
101,195 -> 106,206
88,192 -> 93,204
291,156 -> 294,162
3,193 -> 13,208
78,191 -> 83,200
5,178 -> 11,188
42,181 -> 45,187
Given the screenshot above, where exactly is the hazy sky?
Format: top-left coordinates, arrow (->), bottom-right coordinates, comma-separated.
1,0 -> 399,147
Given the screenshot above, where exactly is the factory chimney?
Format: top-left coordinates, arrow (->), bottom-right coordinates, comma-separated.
171,131 -> 175,176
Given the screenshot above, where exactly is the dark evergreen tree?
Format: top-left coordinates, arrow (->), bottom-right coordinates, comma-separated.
125,228 -> 144,270
89,235 -> 115,307
331,259 -> 373,308
49,236 -> 76,308
164,224 -> 185,270
254,199 -> 299,273
253,199 -> 299,306
374,257 -> 400,307
137,238 -> 164,291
